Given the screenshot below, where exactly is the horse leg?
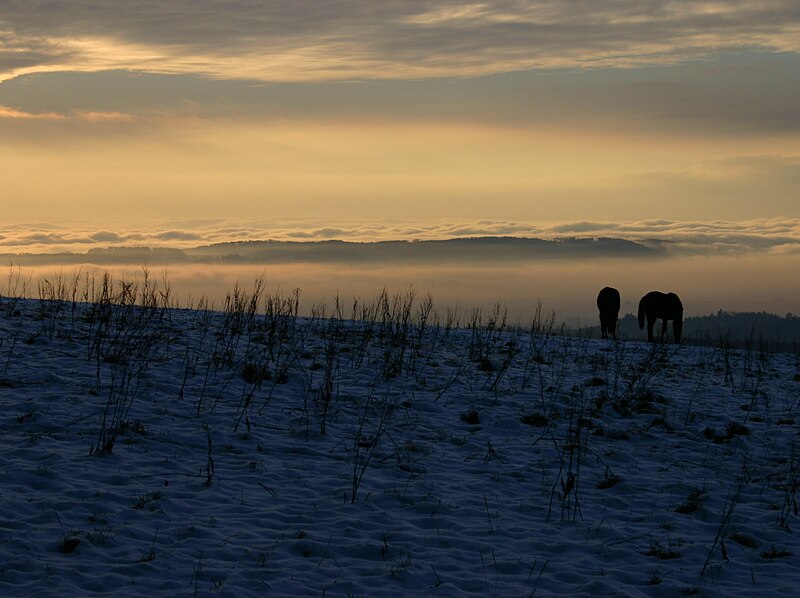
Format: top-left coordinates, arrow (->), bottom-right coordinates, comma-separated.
660,319 -> 668,343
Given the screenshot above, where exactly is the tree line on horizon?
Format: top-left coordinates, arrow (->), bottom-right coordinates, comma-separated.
0,236 -> 657,266
595,310 -> 800,350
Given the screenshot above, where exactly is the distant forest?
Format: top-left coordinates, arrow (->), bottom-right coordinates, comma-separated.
0,236 -> 658,265
590,311 -> 800,351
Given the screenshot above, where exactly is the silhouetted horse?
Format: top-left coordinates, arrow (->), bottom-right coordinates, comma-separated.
596,286 -> 620,340
638,291 -> 683,344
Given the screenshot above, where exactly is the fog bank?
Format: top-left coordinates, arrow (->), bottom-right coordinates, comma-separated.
9,253 -> 799,326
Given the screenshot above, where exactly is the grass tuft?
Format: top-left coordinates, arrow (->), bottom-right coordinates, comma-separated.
460,409 -> 480,425
521,412 -> 548,427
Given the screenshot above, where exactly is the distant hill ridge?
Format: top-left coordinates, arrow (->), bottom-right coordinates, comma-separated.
187,236 -> 658,262
3,236 -> 659,265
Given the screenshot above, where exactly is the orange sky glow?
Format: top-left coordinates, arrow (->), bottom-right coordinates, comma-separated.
1,2 -> 799,318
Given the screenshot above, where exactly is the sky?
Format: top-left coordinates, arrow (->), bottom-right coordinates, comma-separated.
1,2 -> 800,318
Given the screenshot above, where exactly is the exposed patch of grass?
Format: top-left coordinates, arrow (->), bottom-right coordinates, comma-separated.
597,472 -> 623,490
477,356 -> 494,373
761,546 -> 793,559
121,419 -> 146,436
102,352 -> 127,366
133,490 -> 163,510
703,427 -> 726,443
645,541 -> 681,560
704,422 -> 750,443
60,536 -> 81,554
521,412 -> 548,427
729,533 -> 759,548
725,421 -> 750,438
16,410 -> 34,423
649,417 -> 674,432
675,489 -> 706,514
241,362 -> 271,385
460,409 -> 480,425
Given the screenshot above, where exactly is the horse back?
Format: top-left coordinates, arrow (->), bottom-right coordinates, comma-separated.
666,292 -> 684,312
642,291 -> 683,319
597,286 -> 620,312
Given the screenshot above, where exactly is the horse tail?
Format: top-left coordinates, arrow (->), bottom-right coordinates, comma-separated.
637,296 -> 646,329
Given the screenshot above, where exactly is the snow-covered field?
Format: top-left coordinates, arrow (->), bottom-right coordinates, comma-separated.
1,285 -> 799,596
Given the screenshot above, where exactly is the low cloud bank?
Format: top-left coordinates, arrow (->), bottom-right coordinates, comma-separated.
1,218 -> 799,258
8,252 -> 800,325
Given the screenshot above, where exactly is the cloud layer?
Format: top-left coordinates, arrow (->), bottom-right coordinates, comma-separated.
2,218 -> 800,257
2,1 -> 800,82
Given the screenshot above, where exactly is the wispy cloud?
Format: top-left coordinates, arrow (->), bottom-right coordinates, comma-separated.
0,105 -> 65,119
1,2 -> 799,83
76,110 -> 133,122
0,104 -> 132,122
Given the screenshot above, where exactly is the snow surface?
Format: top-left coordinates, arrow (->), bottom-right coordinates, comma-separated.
1,294 -> 799,596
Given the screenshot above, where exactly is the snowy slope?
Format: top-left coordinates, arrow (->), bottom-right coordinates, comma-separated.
1,291 -> 798,597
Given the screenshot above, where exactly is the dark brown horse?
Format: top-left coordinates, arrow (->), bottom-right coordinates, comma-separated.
596,286 -> 621,340
638,291 -> 683,343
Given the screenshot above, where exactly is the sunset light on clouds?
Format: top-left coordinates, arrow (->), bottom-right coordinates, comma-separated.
1,1 -> 799,317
